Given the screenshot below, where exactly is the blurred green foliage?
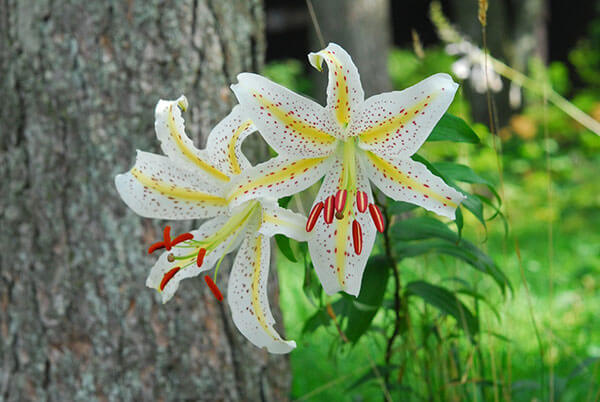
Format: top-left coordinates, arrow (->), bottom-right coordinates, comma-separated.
263,31 -> 600,400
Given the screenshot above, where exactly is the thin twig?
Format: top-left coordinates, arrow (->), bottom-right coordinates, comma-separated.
305,0 -> 325,48
374,194 -> 402,390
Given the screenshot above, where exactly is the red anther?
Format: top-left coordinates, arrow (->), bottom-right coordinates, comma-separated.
356,191 -> 368,213
197,248 -> 207,267
368,203 -> 385,233
335,189 -> 347,213
163,226 -> 172,250
352,220 -> 363,255
324,195 -> 335,224
171,232 -> 194,247
160,267 -> 180,291
148,241 -> 166,254
204,276 -> 223,301
306,202 -> 324,232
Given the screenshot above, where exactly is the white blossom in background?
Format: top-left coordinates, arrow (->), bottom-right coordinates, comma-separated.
446,41 -> 503,94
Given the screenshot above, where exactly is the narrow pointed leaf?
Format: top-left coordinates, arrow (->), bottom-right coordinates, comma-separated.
428,113 -> 480,143
392,237 -> 511,294
343,255 -> 391,343
405,280 -> 479,338
275,234 -> 297,262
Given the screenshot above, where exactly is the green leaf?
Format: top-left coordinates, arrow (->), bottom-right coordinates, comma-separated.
455,289 -> 501,321
274,234 -> 297,262
302,299 -> 345,334
462,194 -> 486,228
388,200 -> 418,215
343,255 -> 391,343
393,238 -> 511,294
455,207 -> 464,239
302,260 -> 322,305
302,309 -> 330,334
413,155 -> 498,228
391,216 -> 458,243
432,161 -> 501,205
346,365 -> 412,393
428,113 -> 480,144
432,162 -> 493,186
405,280 -> 479,338
278,195 -> 293,208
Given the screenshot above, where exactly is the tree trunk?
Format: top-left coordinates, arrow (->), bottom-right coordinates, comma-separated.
0,1 -> 291,401
311,0 -> 393,97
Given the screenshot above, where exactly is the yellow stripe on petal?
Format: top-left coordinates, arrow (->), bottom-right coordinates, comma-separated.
251,235 -> 276,339
364,152 -> 457,208
252,91 -> 336,146
323,52 -> 351,126
167,105 -> 231,182
228,119 -> 253,175
228,157 -> 328,202
359,96 -> 434,145
131,168 -> 228,205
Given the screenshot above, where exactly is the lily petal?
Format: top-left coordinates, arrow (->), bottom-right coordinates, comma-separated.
146,216 -> 248,303
259,201 -> 310,242
115,151 -> 228,220
155,96 -> 230,182
353,73 -> 458,159
228,155 -> 334,208
307,158 -> 376,296
205,105 -> 256,177
308,43 -> 364,129
228,232 -> 296,354
361,150 -> 465,219
232,73 -> 339,157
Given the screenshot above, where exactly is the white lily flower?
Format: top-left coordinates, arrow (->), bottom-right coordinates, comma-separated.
446,41 -> 503,93
228,43 -> 466,297
115,96 -> 307,354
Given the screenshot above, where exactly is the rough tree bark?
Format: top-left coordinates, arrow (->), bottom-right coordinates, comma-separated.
311,0 -> 393,97
0,1 -> 292,401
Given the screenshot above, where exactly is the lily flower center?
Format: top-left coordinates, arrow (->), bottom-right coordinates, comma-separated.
153,201 -> 260,299
306,138 -> 385,255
